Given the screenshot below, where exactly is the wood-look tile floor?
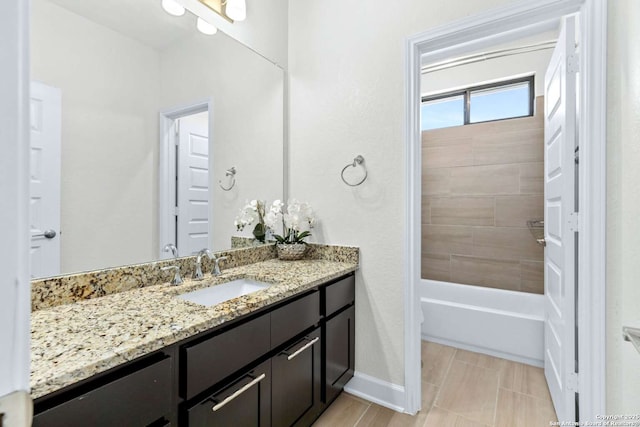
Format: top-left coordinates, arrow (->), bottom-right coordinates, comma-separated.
313,341 -> 558,427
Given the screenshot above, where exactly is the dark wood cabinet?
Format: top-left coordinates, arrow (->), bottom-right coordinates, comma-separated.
181,312 -> 270,400
272,328 -> 322,427
324,306 -> 355,405
184,359 -> 271,427
33,355 -> 173,427
33,273 -> 356,427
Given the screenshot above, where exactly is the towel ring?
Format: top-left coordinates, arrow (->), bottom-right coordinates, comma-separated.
219,167 -> 236,191
341,155 -> 367,187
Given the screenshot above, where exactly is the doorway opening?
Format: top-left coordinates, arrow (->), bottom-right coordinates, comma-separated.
404,0 -> 606,422
159,101 -> 213,259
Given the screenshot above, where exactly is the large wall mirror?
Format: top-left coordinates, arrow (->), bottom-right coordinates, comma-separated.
30,0 -> 284,279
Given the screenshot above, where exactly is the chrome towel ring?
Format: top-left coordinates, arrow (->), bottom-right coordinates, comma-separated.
219,166 -> 237,191
341,155 -> 367,187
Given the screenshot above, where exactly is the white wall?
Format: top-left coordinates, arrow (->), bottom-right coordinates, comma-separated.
180,0 -> 288,68
606,0 -> 640,413
31,0 -> 161,273
422,30 -> 558,97
288,0 -> 518,388
159,32 -> 284,252
0,0 -> 30,398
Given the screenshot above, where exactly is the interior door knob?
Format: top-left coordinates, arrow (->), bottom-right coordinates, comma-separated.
33,229 -> 57,239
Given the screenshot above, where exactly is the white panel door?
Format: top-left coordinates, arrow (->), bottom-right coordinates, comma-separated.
543,16 -> 577,423
30,82 -> 61,278
177,114 -> 210,255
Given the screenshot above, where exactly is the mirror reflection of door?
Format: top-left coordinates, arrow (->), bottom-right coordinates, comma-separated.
174,111 -> 211,256
29,81 -> 61,278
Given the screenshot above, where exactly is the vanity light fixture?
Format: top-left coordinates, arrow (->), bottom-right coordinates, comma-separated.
225,0 -> 246,22
196,17 -> 218,35
161,0 -> 186,16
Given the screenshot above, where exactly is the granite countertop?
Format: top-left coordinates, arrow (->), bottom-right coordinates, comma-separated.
31,258 -> 357,399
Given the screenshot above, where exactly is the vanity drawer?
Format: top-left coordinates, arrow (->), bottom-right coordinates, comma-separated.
182,313 -> 270,400
325,275 -> 355,316
33,356 -> 172,427
271,291 -> 320,349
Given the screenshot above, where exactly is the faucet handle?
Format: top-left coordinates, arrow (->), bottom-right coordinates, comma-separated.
161,265 -> 183,285
211,255 -> 228,276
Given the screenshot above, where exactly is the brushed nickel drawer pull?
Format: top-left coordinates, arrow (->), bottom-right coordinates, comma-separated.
212,373 -> 266,412
287,337 -> 319,361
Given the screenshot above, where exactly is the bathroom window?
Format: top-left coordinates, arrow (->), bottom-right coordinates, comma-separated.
421,75 -> 534,131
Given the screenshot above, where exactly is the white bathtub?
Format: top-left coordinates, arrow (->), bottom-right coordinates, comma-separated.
420,279 -> 545,367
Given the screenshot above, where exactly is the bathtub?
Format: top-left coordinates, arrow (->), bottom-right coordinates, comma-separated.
420,279 -> 545,367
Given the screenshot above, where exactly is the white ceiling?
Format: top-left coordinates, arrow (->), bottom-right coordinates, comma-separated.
46,0 -> 197,50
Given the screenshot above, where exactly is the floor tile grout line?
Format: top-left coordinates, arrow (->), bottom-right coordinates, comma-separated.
498,385 -> 554,404
351,400 -> 372,427
432,347 -> 458,408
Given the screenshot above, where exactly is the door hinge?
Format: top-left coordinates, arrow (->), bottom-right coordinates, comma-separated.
568,212 -> 580,232
174,207 -> 179,216
174,119 -> 180,136
568,52 -> 580,74
567,372 -> 580,392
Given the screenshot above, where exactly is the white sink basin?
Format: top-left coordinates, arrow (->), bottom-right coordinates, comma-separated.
177,278 -> 270,307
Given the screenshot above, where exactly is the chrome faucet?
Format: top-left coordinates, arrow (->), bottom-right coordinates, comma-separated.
211,254 -> 228,276
163,243 -> 179,259
193,249 -> 212,280
161,265 -> 183,285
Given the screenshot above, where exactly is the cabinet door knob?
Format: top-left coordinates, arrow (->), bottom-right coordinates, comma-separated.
212,373 -> 266,412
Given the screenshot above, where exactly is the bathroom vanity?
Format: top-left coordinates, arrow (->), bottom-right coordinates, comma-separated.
30,247 -> 357,427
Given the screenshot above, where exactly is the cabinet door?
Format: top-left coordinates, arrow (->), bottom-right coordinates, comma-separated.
325,305 -> 355,404
185,359 -> 271,427
272,328 -> 322,427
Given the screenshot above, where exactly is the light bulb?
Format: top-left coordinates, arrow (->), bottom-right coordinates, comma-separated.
161,0 -> 185,16
196,17 -> 218,35
226,0 -> 246,21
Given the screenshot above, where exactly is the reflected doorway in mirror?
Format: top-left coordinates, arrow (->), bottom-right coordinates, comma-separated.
159,101 -> 213,259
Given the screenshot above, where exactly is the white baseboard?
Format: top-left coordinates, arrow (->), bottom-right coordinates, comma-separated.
343,371 -> 406,413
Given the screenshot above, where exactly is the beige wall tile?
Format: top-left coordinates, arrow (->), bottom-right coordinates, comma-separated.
472,227 -> 544,261
422,253 -> 451,282
430,197 -> 495,226
435,360 -> 499,425
422,341 -> 456,387
450,164 -> 520,195
495,389 -> 557,427
422,198 -> 432,224
422,225 -> 474,256
473,128 -> 544,166
521,261 -> 544,294
495,195 -> 544,228
451,255 -> 521,291
422,134 -> 473,148
424,142 -> 475,168
423,168 -> 452,196
519,163 -> 544,194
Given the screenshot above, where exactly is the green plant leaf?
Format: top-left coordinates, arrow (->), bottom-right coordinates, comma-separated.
296,231 -> 311,240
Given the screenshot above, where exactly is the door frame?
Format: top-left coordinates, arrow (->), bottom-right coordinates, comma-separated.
403,0 -> 607,418
0,0 -> 31,401
158,99 -> 213,259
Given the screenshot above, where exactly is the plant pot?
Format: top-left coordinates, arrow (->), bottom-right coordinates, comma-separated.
276,243 -> 307,261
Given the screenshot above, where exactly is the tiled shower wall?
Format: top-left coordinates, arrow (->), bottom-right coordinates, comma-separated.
421,96 -> 545,294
